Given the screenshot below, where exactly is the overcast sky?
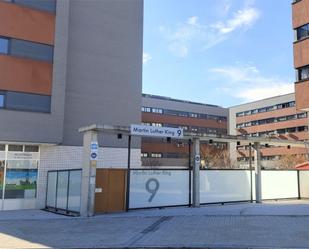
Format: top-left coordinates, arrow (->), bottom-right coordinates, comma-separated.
142,0 -> 294,107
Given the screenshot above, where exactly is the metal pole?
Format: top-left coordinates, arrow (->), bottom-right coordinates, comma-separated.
192,138 -> 200,208
254,142 -> 262,203
249,143 -> 253,203
188,139 -> 192,207
297,170 -> 301,200
125,135 -> 132,211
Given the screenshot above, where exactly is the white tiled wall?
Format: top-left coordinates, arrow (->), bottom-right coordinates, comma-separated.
37,145 -> 141,209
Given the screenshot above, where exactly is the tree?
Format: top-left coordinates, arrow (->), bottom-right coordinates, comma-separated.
142,157 -> 162,167
277,154 -> 307,169
200,145 -> 236,169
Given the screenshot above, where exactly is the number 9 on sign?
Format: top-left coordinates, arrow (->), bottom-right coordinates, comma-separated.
145,178 -> 159,202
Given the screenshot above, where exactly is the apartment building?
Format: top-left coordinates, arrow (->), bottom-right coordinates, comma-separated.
0,0 -> 143,211
293,0 -> 309,111
141,94 -> 228,167
229,93 -> 309,168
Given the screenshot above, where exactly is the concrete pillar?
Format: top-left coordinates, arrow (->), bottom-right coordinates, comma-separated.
80,130 -> 98,217
192,138 -> 200,208
254,142 -> 262,203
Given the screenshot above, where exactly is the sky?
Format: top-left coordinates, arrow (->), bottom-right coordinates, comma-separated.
142,0 -> 295,108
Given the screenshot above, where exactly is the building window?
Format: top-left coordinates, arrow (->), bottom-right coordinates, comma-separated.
5,91 -> 51,113
0,145 -> 5,151
0,37 -> 8,54
0,36 -> 53,62
298,65 -> 309,81
151,123 -> 162,127
287,127 -> 296,133
191,127 -> 198,132
0,93 -> 5,108
251,109 -> 258,114
178,111 -> 188,117
296,23 -> 309,41
298,126 -> 308,132
142,107 -> 151,113
10,38 -> 54,62
9,0 -> 56,13
190,113 -> 198,118
152,108 -> 163,114
24,145 -> 39,152
298,113 -> 307,119
266,106 -> 276,112
8,145 -> 23,152
258,108 -> 267,113
141,153 -> 148,158
151,153 -> 162,158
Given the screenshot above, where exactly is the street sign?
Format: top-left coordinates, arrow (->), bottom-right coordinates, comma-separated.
91,142 -> 98,150
130,124 -> 183,138
90,141 -> 98,161
90,152 -> 97,160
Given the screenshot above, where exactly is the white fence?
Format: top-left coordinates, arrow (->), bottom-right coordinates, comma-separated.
129,170 -> 189,209
200,170 -> 252,204
128,169 -> 309,209
299,171 -> 309,198
261,171 -> 299,200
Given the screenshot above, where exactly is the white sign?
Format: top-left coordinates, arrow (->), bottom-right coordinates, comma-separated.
129,170 -> 189,208
130,124 -> 183,138
90,142 -> 98,161
95,188 -> 102,193
91,142 -> 98,151
7,152 -> 39,160
90,152 -> 98,161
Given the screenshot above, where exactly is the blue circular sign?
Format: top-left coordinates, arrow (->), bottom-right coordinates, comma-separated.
91,152 -> 97,159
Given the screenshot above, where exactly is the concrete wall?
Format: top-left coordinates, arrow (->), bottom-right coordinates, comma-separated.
62,0 -> 143,147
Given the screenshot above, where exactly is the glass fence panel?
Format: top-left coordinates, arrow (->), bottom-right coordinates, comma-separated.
46,171 -> 57,208
200,170 -> 252,204
68,170 -> 82,212
129,170 -> 189,208
56,171 -> 69,210
261,171 -> 298,200
0,160 -> 4,198
299,171 -> 309,198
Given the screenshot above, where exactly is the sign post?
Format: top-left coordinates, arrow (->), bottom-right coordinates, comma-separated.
193,138 -> 200,208
80,131 -> 98,217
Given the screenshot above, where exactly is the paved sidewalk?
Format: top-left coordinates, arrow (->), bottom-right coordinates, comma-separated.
0,202 -> 309,249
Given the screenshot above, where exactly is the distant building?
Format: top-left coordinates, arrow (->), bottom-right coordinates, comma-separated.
293,0 -> 309,111
229,93 -> 309,168
141,94 -> 228,167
